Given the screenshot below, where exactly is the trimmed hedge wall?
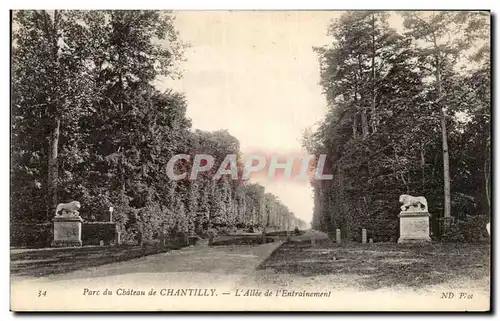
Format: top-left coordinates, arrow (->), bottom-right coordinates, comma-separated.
11,223 -> 53,248
82,222 -> 116,246
442,215 -> 490,243
360,218 -> 398,243
11,221 -> 117,248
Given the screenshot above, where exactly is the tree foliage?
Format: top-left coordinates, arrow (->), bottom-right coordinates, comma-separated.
11,10 -> 304,245
308,11 -> 490,241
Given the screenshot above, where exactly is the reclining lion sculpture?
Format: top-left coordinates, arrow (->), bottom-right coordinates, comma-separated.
399,194 -> 428,212
55,201 -> 81,217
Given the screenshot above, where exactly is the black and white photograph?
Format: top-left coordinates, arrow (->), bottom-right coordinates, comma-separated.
9,8 -> 491,311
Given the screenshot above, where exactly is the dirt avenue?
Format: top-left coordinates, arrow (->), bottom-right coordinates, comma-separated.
11,239 -> 490,311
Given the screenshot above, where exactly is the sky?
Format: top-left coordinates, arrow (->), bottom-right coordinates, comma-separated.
157,11 -> 348,225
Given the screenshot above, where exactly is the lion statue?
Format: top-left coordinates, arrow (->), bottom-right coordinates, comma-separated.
399,194 -> 428,212
55,201 -> 81,217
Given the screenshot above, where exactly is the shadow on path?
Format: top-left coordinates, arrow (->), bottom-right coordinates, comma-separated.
11,241 -> 283,283
257,242 -> 490,290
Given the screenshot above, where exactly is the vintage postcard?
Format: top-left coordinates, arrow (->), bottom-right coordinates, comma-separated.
10,10 -> 491,311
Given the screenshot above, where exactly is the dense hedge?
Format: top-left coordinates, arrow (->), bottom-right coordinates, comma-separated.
11,221 -> 118,248
82,222 -> 117,246
354,218 -> 398,243
442,215 -> 490,243
309,12 -> 490,242
11,223 -> 53,248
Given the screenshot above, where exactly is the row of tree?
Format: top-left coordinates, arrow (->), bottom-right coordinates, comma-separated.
305,11 -> 490,240
11,10 -> 306,243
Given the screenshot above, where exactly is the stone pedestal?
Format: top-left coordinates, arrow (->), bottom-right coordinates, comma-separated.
336,229 -> 341,244
115,231 -> 122,247
52,216 -> 83,247
159,232 -> 165,248
261,229 -> 267,244
398,211 -> 431,244
362,229 -> 367,244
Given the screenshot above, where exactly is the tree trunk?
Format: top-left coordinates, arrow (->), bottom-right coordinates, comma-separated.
440,112 -> 451,218
371,14 -> 377,134
420,142 -> 426,187
361,110 -> 369,137
353,84 -> 359,138
485,160 -> 490,211
44,10 -> 61,221
352,113 -> 358,138
484,141 -> 491,213
430,29 -> 452,221
435,54 -> 451,219
357,55 -> 369,137
47,117 -> 60,219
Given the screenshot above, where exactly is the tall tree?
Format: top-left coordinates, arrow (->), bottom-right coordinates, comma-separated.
11,10 -> 304,245
12,10 -> 97,219
401,11 -> 488,223
311,11 -> 424,239
309,11 -> 490,241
